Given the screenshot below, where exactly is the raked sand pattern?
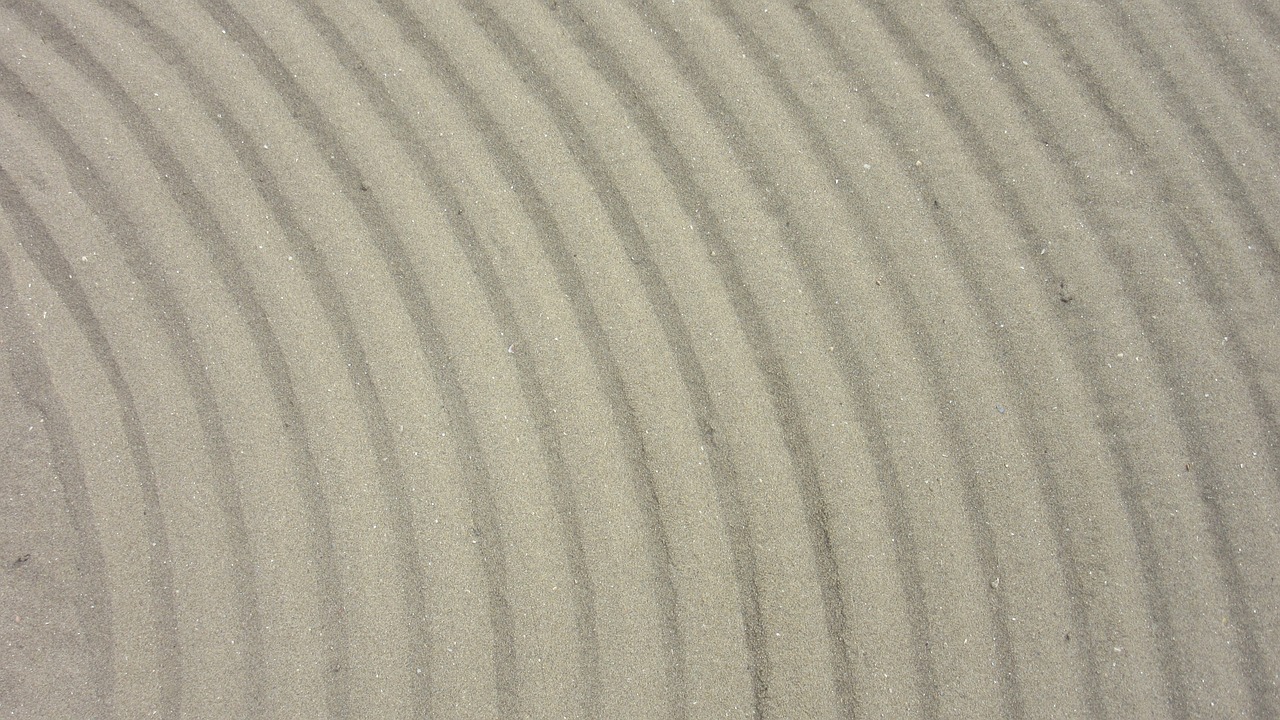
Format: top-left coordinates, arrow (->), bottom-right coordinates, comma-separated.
2,0 -> 1279,718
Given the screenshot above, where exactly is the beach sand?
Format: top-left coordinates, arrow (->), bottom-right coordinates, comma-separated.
2,0 -> 1279,717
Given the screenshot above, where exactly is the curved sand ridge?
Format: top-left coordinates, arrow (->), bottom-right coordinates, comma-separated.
2,0 -> 1279,717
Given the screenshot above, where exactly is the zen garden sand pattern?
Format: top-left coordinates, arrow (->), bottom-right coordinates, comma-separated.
2,0 -> 1279,717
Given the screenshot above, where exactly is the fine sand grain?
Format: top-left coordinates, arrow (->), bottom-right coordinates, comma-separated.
3,0 -> 1279,718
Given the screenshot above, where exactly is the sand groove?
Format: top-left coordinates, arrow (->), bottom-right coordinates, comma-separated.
3,0 -> 1279,718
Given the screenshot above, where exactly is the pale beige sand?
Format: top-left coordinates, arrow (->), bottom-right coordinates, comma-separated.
2,0 -> 1279,718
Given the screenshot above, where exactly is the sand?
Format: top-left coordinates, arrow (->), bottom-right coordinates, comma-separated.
2,0 -> 1279,717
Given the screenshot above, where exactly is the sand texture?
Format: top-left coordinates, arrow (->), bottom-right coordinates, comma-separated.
3,0 -> 1279,717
